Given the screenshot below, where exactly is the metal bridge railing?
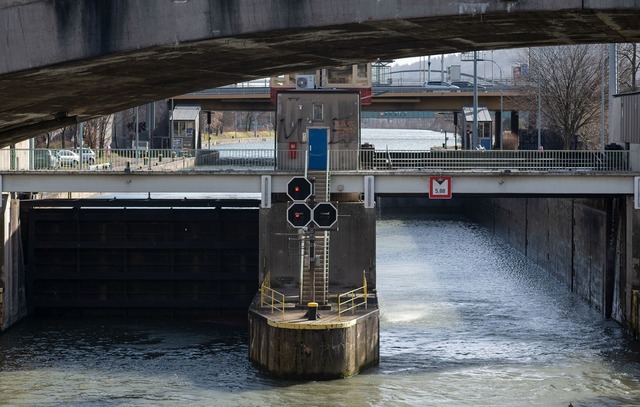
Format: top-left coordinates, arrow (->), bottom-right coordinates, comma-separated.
260,272 -> 286,320
337,271 -> 368,320
350,149 -> 631,172
0,148 -> 632,173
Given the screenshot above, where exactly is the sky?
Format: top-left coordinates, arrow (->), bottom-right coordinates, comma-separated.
390,50 -> 520,80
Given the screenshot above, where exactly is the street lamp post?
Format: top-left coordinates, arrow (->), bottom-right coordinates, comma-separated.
473,52 -> 478,149
476,58 -> 503,150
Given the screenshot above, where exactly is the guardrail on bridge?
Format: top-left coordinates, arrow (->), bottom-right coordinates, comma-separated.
0,148 -> 632,173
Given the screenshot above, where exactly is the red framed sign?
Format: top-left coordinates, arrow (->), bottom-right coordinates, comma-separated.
429,176 -> 452,199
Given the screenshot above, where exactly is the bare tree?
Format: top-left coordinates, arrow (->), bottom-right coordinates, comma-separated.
59,125 -> 74,149
201,111 -> 223,136
83,115 -> 112,149
33,132 -> 52,148
516,45 -> 606,149
618,43 -> 640,92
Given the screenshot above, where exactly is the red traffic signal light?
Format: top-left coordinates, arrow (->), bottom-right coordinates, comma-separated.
287,177 -> 313,201
287,203 -> 312,228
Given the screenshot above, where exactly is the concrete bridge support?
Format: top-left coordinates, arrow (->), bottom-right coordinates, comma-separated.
253,200 -> 379,378
0,194 -> 27,331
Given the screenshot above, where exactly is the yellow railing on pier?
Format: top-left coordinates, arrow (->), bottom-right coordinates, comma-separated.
337,271 -> 368,320
260,272 -> 286,320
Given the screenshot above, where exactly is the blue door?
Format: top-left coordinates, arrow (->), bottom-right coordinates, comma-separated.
308,128 -> 328,170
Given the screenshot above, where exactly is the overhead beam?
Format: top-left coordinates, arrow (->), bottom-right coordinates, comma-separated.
0,172 -> 634,196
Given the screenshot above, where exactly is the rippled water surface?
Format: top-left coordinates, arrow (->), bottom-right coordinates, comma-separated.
2,213 -> 640,406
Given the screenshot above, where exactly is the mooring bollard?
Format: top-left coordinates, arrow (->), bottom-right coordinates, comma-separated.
307,302 -> 318,320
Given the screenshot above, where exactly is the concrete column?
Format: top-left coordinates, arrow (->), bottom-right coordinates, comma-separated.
510,111 -> 519,136
0,195 -> 27,331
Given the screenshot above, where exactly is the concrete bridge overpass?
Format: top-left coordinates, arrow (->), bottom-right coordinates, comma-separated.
173,86 -> 524,112
2,0 -> 640,145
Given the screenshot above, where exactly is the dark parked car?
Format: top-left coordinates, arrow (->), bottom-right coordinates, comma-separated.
451,81 -> 487,91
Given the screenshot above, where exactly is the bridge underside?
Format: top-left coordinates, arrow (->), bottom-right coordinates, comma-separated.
2,1 -> 640,145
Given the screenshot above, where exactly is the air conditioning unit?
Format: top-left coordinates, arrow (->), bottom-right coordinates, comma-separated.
296,75 -> 315,90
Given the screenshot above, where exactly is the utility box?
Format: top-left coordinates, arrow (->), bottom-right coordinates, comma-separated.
275,91 -> 361,171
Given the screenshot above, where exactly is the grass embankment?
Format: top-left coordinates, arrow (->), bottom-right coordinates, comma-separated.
204,131 -> 274,144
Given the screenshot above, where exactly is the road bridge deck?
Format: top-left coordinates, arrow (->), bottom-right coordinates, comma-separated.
0,171 -> 634,197
0,147 -> 636,196
173,86 -> 523,112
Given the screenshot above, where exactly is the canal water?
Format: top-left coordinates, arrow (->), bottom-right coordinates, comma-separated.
2,211 -> 640,406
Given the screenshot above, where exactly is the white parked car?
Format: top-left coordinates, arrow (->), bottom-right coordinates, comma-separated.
56,149 -> 80,167
423,81 -> 460,91
74,147 -> 96,164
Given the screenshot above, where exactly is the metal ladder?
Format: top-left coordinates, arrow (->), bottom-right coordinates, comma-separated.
301,170 -> 330,305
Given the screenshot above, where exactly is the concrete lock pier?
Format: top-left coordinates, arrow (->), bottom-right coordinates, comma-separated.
249,200 -> 379,379
250,198 -> 379,379
248,296 -> 379,379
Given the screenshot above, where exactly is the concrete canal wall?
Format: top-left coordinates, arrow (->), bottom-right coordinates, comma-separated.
0,195 -> 27,331
469,198 -> 609,311
467,197 -> 640,336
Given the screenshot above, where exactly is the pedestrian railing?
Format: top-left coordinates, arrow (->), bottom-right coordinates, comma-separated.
352,149 -> 631,172
260,272 -> 286,320
0,148 -> 632,173
337,271 -> 368,320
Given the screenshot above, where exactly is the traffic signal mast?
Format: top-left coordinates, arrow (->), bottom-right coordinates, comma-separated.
286,176 -> 338,230
286,176 -> 339,307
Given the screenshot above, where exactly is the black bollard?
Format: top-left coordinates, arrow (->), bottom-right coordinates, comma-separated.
307,302 -> 318,320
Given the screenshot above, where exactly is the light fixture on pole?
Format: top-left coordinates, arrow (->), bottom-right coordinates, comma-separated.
475,58 -> 503,150
473,51 -> 478,149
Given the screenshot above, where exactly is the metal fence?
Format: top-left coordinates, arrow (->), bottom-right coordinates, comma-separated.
0,148 -> 632,173
355,149 -> 631,172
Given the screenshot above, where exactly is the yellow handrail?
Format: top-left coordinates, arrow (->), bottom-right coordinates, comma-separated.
337,271 -> 368,320
260,272 -> 286,320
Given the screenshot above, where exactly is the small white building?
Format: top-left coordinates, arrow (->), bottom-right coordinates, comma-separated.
462,106 -> 493,149
170,106 -> 201,150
